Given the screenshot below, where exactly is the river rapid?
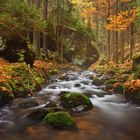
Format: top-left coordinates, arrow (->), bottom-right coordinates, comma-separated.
0,71 -> 140,140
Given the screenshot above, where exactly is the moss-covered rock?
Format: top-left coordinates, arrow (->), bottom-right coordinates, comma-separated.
0,38 -> 35,66
43,111 -> 76,128
60,93 -> 93,111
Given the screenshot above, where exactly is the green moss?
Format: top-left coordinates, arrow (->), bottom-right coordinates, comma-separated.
43,111 -> 76,128
60,93 -> 93,111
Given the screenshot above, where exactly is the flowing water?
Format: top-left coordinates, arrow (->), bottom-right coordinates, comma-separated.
0,71 -> 140,140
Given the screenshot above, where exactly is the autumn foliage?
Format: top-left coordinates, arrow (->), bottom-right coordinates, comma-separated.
105,8 -> 138,31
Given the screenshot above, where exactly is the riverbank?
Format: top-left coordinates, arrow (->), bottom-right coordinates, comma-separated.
89,58 -> 140,104
0,59 -> 79,107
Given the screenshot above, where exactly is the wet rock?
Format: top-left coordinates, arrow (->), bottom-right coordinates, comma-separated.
27,108 -> 48,121
47,84 -> 62,89
59,74 -> 69,81
13,90 -> 33,98
18,100 -> 39,108
43,111 -> 76,128
45,101 -> 57,108
0,38 -> 35,66
74,83 -> 81,87
60,93 -> 93,111
81,81 -> 89,85
0,92 -> 14,106
89,74 -> 97,80
84,89 -> 108,97
45,107 -> 66,113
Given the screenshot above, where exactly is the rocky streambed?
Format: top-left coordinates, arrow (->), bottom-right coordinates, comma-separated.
0,70 -> 140,140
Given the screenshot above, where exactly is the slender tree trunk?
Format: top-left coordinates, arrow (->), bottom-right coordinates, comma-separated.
121,31 -> 125,63
43,0 -> 49,58
60,0 -> 65,64
130,24 -> 135,59
107,0 -> 111,62
32,0 -> 41,57
95,0 -> 99,50
120,2 -> 124,63
56,0 -> 60,56
115,0 -> 119,63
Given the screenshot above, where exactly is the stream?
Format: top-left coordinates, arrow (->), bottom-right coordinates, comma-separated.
0,70 -> 140,140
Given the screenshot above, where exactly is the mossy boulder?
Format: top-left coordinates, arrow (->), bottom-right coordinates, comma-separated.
60,93 -> 93,111
43,111 -> 76,128
0,38 -> 35,66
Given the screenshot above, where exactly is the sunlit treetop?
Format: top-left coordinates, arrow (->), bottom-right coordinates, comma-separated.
105,8 -> 138,31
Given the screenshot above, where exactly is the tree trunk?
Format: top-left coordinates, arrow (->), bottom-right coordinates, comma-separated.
56,0 -> 60,56
106,0 -> 111,62
43,0 -> 49,58
121,31 -> 125,63
60,0 -> 65,64
32,0 -> 41,57
130,24 -> 135,59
